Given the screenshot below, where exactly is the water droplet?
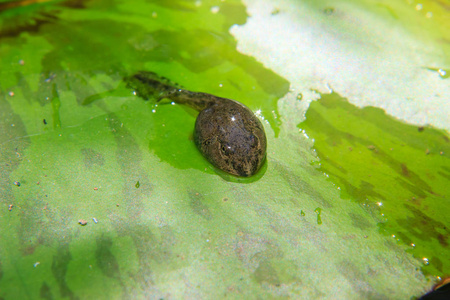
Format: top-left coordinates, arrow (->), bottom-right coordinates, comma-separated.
425,12 -> 432,18
437,69 -> 446,77
219,83 -> 223,87
314,207 -> 322,225
195,0 -> 202,7
422,257 -> 429,265
415,4 -> 423,10
8,91 -> 14,97
296,93 -> 303,100
210,6 -> 220,14
152,12 -> 158,18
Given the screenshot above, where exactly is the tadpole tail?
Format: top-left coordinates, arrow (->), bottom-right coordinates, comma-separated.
126,71 -> 223,111
125,71 -> 181,101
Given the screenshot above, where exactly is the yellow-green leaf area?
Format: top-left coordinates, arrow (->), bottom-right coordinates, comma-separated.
299,92 -> 450,276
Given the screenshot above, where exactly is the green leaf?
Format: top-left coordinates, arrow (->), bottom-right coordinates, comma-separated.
0,0 -> 447,299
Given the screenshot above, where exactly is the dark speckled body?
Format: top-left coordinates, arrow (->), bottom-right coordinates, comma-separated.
127,71 -> 267,177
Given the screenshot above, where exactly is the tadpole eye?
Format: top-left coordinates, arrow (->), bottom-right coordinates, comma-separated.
221,146 -> 226,153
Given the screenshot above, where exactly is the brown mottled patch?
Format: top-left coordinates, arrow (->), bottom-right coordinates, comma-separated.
437,233 -> 448,247
401,163 -> 409,177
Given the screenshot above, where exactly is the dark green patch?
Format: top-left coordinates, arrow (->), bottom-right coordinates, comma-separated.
188,190 -> 212,220
299,92 -> 450,276
96,236 -> 122,280
338,260 -> 384,299
0,96 -> 30,207
349,212 -> 373,230
51,83 -> 61,129
0,0 -> 88,38
276,162 -> 333,209
108,112 -> 152,214
253,260 -> 279,286
51,244 -> 77,300
40,282 -> 54,300
81,148 -> 105,168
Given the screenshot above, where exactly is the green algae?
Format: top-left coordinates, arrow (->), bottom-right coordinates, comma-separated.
299,92 -> 450,276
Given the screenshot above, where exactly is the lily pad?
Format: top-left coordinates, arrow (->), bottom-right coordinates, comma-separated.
0,0 -> 448,299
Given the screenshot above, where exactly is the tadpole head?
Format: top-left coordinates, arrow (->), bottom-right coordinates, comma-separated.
194,106 -> 267,177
